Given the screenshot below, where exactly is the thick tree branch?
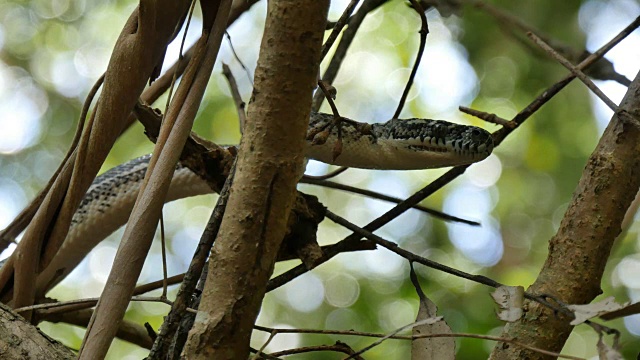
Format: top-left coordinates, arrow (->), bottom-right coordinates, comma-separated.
182,1 -> 329,358
77,2 -> 231,358
0,303 -> 74,359
490,71 -> 640,359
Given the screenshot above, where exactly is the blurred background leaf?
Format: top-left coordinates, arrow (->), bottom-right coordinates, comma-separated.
0,0 -> 638,358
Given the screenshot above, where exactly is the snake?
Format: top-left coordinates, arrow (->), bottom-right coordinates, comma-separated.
33,112 -> 494,294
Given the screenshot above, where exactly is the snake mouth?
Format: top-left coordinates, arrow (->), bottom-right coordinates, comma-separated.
407,139 -> 493,159
407,144 -> 449,153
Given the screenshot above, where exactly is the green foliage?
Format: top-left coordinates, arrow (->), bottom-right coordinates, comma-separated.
0,0 -> 638,358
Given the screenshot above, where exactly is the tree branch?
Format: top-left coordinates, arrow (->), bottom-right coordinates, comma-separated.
182,1 -> 329,357
490,71 -> 640,359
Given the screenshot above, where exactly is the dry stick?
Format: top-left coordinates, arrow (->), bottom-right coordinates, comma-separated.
44,308 -> 154,350
40,261 -> 228,318
268,343 -> 364,359
156,3 -> 198,301
34,274 -> 187,318
159,215 -> 169,298
252,326 -> 584,360
325,210 -> 499,287
0,75 -> 104,253
266,15 -> 640,293
249,349 -> 281,360
147,161 -> 236,359
14,295 -> 173,314
225,32 -> 254,85
160,0 -> 198,123
78,2 -> 232,358
251,330 -> 278,360
312,0 -> 389,111
222,63 -> 247,130
528,32 -> 620,113
320,0 -> 361,60
392,0 -> 428,119
301,176 -> 480,225
459,106 -> 514,129
303,166 -> 349,180
325,208 -> 597,329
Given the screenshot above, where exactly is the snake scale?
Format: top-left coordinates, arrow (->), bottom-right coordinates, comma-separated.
35,112 -> 494,293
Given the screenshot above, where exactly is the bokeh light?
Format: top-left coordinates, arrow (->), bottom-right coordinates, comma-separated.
0,0 -> 639,358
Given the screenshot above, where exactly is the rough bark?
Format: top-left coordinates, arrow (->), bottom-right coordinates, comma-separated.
0,303 -> 74,359
490,71 -> 640,358
181,1 -> 329,358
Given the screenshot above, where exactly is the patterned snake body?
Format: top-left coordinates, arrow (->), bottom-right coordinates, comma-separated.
38,112 -> 493,292
307,113 -> 493,170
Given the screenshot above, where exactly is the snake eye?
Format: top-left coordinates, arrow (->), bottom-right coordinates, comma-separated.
471,129 -> 481,136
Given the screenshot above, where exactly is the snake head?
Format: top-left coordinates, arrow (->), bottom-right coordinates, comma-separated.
457,125 -> 494,158
306,113 -> 494,170
371,118 -> 494,169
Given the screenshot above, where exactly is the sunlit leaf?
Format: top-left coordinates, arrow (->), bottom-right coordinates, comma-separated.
568,297 -> 629,325
411,296 -> 455,360
491,285 -> 524,322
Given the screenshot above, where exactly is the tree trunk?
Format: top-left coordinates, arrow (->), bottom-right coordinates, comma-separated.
181,1 -> 330,358
491,70 -> 640,359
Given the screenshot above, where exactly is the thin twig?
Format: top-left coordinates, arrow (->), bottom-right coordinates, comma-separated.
346,317 -> 441,359
222,63 -> 247,131
250,330 -> 278,360
326,209 -> 618,334
162,0 -> 198,120
527,32 -> 619,113
248,348 -> 281,360
318,80 -> 341,117
301,176 -> 480,225
312,0 -> 389,111
268,342 -> 363,358
14,295 -> 173,313
392,0 -> 429,119
253,325 -> 584,360
303,166 -> 349,180
320,0 -> 362,60
225,31 -> 253,85
325,210 -> 499,287
459,106 -> 514,129
147,159 -> 237,358
36,274 -> 187,317
159,214 -> 168,299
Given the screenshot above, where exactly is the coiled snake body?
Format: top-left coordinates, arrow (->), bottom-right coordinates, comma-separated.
38,112 -> 493,292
